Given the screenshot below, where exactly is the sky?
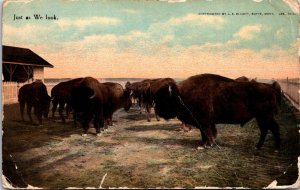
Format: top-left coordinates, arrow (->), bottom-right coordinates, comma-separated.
2,0 -> 300,79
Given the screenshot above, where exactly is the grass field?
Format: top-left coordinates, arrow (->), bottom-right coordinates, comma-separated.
2,98 -> 299,188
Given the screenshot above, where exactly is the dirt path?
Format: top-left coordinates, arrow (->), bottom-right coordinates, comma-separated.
2,98 -> 299,188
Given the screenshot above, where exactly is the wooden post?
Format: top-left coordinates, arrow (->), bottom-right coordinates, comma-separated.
9,64 -> 12,81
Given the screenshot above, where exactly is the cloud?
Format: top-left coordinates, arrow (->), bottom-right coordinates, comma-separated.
233,24 -> 262,40
56,16 -> 121,29
3,0 -> 33,7
169,14 -> 225,26
3,23 -> 51,43
43,42 -> 298,79
60,31 -> 148,52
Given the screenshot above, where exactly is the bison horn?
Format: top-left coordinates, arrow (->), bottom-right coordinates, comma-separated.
130,90 -> 133,96
168,85 -> 172,96
89,92 -> 96,99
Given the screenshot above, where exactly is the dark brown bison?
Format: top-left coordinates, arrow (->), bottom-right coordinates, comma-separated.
153,74 -> 280,150
103,82 -> 132,127
125,81 -> 145,110
235,77 -> 281,117
51,78 -> 83,123
126,79 -> 161,122
71,77 -> 132,136
18,80 -> 51,125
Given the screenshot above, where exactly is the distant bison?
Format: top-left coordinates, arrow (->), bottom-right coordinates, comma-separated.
51,78 -> 83,123
18,80 -> 51,125
153,74 -> 281,150
103,82 -> 132,127
71,77 -> 132,136
126,79 -> 161,122
235,76 -> 250,82
125,80 -> 150,113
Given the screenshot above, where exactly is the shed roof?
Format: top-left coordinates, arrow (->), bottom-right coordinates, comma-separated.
2,45 -> 53,68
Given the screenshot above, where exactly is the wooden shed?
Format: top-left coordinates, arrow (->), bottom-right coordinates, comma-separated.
2,45 -> 53,82
2,45 -> 54,104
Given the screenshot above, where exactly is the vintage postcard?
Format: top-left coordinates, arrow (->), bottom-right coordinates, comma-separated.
2,0 -> 300,189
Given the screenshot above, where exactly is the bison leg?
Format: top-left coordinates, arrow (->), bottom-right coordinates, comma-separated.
96,119 -> 105,136
19,101 -> 25,121
108,114 -> 113,126
52,99 -> 58,118
95,106 -> 105,136
155,113 -> 160,121
58,102 -> 66,123
27,104 -> 33,123
34,107 -> 43,125
94,117 -> 100,134
204,128 -> 214,148
256,128 -> 268,150
146,104 -> 151,122
104,114 -> 113,128
197,130 -> 208,149
256,118 -> 269,150
34,110 -> 43,125
138,98 -> 142,114
198,127 -> 214,149
82,121 -> 89,136
37,115 -> 43,125
81,110 -> 93,136
73,111 -> 77,128
82,119 -> 90,136
66,102 -> 71,118
268,118 -> 281,150
211,124 -> 218,139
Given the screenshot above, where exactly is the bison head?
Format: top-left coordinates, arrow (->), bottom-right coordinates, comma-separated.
70,86 -> 95,112
123,88 -> 132,112
153,79 -> 178,120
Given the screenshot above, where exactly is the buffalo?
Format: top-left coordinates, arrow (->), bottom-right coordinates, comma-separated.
71,77 -> 132,136
153,74 -> 281,150
125,81 -> 146,111
51,78 -> 83,123
18,80 -> 51,125
126,79 -> 161,122
103,82 -> 132,127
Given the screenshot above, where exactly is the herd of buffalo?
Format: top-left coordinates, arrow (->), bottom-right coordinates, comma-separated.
18,73 -> 282,150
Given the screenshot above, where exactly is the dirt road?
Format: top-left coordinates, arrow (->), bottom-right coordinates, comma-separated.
2,98 -> 299,188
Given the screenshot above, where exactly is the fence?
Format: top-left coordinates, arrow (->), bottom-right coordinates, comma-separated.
2,82 -> 57,104
278,78 -> 300,111
3,82 -> 28,104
